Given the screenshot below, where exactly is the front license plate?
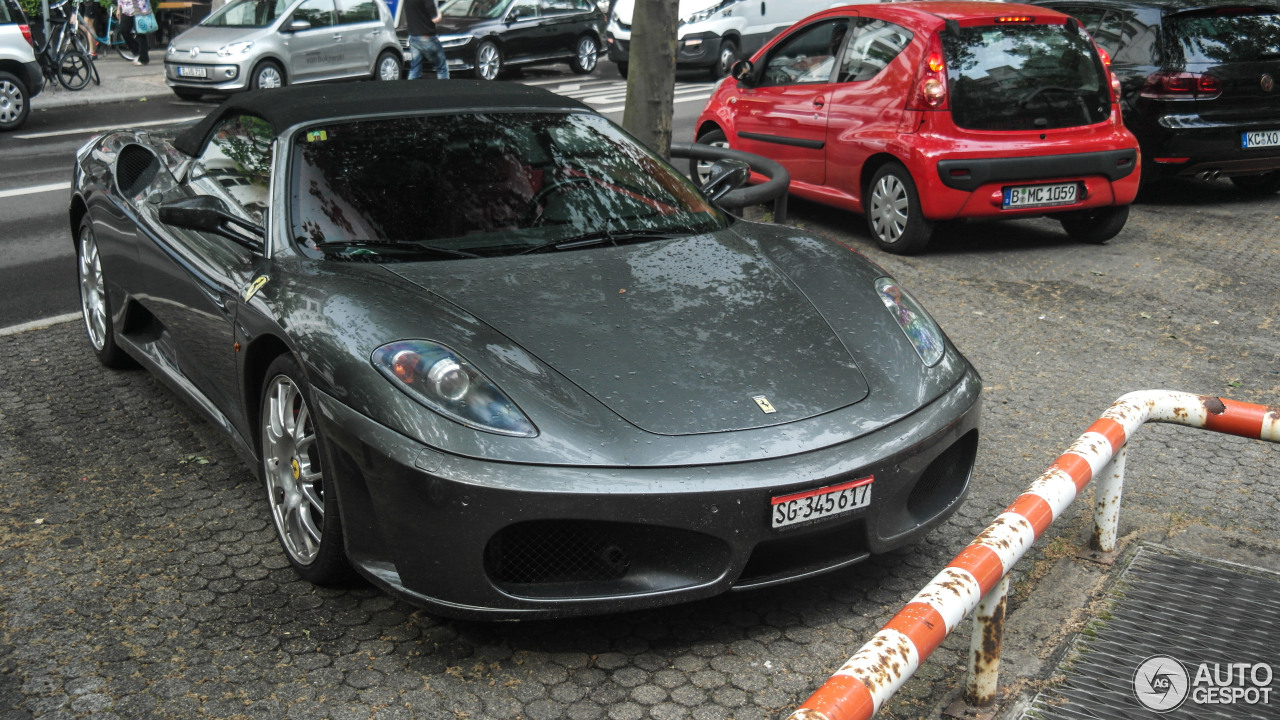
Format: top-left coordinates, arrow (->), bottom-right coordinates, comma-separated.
178,66 -> 208,78
1243,130 -> 1280,149
771,476 -> 873,529
1003,182 -> 1078,209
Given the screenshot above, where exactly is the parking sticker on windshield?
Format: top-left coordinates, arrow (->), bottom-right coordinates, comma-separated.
306,130 -> 328,143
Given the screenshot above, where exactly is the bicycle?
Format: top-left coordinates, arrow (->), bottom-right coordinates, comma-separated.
69,2 -> 139,62
30,1 -> 95,91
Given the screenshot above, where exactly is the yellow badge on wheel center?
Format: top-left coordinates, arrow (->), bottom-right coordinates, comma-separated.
291,458 -> 300,480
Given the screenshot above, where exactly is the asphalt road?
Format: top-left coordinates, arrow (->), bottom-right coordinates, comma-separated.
0,61 -> 711,329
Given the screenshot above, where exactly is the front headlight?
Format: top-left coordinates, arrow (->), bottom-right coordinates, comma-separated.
166,44 -> 177,56
372,340 -> 537,437
686,8 -> 715,23
875,278 -> 946,367
437,34 -> 474,48
216,41 -> 254,57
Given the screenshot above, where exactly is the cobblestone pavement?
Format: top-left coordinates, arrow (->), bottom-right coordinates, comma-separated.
1,178 -> 1277,720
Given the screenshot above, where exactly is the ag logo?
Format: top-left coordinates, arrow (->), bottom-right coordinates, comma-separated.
1134,654 -> 1190,712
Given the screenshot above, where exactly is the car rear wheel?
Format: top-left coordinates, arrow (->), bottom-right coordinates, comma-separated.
0,72 -> 30,132
250,60 -> 285,90
570,35 -> 598,74
1058,205 -> 1129,244
78,217 -> 132,368
690,128 -> 730,187
1229,171 -> 1280,195
375,50 -> 402,81
710,39 -> 737,79
260,354 -> 353,584
867,162 -> 933,255
475,40 -> 502,80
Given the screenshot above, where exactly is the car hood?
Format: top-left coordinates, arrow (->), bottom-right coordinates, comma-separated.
387,232 -> 870,436
169,24 -> 268,52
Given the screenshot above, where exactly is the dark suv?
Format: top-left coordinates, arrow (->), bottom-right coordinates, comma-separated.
1030,0 -> 1280,193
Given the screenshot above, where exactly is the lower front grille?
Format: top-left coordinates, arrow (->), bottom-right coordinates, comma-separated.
487,521 -> 630,584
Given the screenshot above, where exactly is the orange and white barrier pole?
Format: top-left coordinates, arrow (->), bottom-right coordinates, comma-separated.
787,390 -> 1280,720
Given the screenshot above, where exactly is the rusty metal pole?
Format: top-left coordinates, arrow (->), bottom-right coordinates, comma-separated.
1091,443 -> 1128,552
962,576 -> 1008,706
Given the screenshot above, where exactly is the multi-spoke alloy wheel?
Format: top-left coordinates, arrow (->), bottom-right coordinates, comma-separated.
570,35 -> 597,74
263,373 -> 325,565
476,41 -> 501,80
691,128 -> 731,187
77,217 -> 130,366
258,356 -> 352,583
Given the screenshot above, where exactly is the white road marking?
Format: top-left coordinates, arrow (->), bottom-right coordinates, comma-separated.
596,92 -> 712,115
0,182 -> 71,199
13,116 -> 202,140
0,312 -> 81,337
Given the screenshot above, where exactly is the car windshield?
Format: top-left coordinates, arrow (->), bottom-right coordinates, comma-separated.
1167,10 -> 1280,64
440,0 -> 509,18
201,0 -> 292,27
289,111 -> 726,261
942,22 -> 1111,131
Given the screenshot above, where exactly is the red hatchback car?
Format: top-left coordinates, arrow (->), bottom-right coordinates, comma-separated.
693,1 -> 1142,254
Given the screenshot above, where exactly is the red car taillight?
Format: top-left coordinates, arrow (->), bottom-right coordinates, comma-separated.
907,33 -> 949,110
19,24 -> 34,47
1095,46 -> 1122,103
1140,71 -> 1222,100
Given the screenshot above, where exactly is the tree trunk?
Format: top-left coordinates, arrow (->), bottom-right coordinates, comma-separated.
621,0 -> 678,157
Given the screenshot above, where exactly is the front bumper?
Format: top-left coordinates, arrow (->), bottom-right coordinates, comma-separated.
313,367 -> 983,620
164,60 -> 248,92
607,30 -> 722,68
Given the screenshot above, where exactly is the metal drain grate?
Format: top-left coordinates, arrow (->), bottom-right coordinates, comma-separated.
1025,545 -> 1280,720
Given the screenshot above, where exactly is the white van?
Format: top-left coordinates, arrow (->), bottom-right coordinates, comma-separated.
606,0 -> 847,78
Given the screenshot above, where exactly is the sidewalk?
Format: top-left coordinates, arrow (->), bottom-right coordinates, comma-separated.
33,50 -> 170,109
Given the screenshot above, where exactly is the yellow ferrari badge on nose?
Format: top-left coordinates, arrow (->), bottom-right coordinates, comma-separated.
242,275 -> 269,302
752,395 -> 776,414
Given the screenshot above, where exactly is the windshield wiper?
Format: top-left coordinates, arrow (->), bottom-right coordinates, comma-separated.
310,239 -> 479,259
517,228 -> 677,255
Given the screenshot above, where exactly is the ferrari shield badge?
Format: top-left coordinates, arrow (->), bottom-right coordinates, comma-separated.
242,275 -> 269,302
752,395 -> 777,414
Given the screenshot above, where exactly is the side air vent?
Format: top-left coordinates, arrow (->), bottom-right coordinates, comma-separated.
115,144 -> 161,198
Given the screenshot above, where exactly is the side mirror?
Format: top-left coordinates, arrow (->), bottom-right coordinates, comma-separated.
285,18 -> 311,32
701,159 -> 751,202
730,59 -> 754,85
159,195 -> 265,253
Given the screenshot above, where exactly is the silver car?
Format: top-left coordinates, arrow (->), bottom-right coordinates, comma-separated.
164,0 -> 403,99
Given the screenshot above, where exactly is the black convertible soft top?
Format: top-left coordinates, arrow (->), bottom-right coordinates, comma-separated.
172,80 -> 591,156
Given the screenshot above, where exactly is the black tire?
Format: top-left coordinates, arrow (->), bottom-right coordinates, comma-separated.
866,162 -> 933,255
617,61 -> 628,78
250,59 -> 286,90
57,50 -> 93,90
475,40 -> 502,81
569,34 -> 598,74
0,71 -> 30,132
709,39 -> 737,79
1229,171 -> 1280,195
77,216 -> 133,368
113,27 -> 138,61
1058,204 -> 1129,244
374,49 -> 402,81
690,127 -> 730,187
172,88 -> 203,101
259,354 -> 354,585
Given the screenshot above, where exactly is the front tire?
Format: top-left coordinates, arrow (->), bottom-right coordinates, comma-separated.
375,50 -> 402,81
1058,205 -> 1129,244
709,39 -> 737,79
1230,171 -> 1280,195
78,217 -> 132,368
260,354 -> 353,584
570,34 -> 598,74
0,71 -> 30,131
690,127 -> 730,187
250,59 -> 285,90
475,40 -> 502,80
866,162 -> 933,255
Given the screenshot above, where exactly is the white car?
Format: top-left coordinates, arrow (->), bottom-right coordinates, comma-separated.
606,0 -> 853,78
0,0 -> 44,131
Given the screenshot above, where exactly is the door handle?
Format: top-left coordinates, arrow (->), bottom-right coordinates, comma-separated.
813,97 -> 825,109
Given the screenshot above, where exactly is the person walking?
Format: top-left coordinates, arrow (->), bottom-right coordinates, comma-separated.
403,0 -> 447,79
115,0 -> 150,65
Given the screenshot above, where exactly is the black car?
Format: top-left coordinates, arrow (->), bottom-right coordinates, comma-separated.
427,0 -> 606,80
1030,0 -> 1280,192
70,80 -> 981,619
